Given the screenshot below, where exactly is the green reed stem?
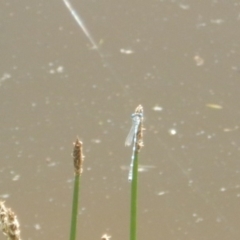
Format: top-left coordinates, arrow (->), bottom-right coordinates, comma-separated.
130,150 -> 139,240
70,173 -> 80,240
129,105 -> 144,240
70,139 -> 84,240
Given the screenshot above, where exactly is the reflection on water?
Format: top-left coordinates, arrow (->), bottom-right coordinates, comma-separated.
1,0 -> 240,239
120,165 -> 156,173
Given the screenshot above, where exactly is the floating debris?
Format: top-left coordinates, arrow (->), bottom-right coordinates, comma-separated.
91,138 -> 101,144
101,234 -> 111,240
194,55 -> 204,66
0,73 -> 11,87
220,187 -> 226,192
0,194 -> 10,199
223,126 -> 239,132
56,66 -> 64,73
120,48 -> 134,55
34,224 -> 41,230
179,3 -> 190,10
211,19 -> 224,25
152,105 -> 163,112
157,191 -> 168,196
169,128 -> 177,135
206,104 -> 223,109
12,175 -> 20,181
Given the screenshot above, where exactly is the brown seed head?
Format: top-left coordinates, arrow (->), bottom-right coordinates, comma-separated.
73,137 -> 84,175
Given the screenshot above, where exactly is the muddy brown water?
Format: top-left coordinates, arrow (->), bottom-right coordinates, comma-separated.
1,1 -> 240,240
